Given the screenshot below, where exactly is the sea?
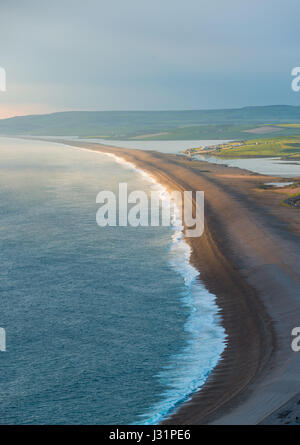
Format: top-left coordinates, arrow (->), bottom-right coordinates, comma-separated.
76,138 -> 300,177
0,137 -> 226,425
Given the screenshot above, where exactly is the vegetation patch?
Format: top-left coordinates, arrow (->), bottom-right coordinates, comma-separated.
283,194 -> 300,208
186,136 -> 300,158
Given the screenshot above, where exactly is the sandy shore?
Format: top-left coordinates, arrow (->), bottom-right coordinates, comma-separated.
28,138 -> 300,424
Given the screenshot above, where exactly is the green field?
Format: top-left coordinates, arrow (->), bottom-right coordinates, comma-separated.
138,123 -> 300,141
1,106 -> 300,139
276,123 -> 300,128
213,136 -> 300,158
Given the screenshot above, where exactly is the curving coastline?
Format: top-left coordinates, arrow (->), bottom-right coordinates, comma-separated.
25,137 -> 300,424
87,148 -> 226,423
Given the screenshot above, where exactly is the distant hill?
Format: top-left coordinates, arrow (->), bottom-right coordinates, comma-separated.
0,106 -> 300,139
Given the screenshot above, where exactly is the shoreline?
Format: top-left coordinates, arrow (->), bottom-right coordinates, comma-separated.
61,144 -> 228,423
97,149 -> 227,423
19,137 -> 300,424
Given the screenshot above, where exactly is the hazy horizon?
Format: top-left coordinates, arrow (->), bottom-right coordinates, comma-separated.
1,104 -> 300,122
0,0 -> 300,119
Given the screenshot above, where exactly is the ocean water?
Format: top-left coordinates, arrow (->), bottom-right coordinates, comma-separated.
195,155 -> 300,178
74,138 -> 300,178
264,182 -> 294,188
75,138 -> 229,154
0,137 -> 225,425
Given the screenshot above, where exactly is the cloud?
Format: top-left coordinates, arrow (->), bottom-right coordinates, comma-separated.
0,0 -> 300,116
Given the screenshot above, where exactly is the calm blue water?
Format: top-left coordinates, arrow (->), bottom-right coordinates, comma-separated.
75,138 -> 229,154
194,155 -> 300,178
0,137 -> 225,425
70,137 -> 300,178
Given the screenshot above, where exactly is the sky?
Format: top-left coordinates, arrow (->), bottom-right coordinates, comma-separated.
0,0 -> 300,118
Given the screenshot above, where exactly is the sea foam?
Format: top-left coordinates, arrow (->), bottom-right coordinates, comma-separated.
65,144 -> 227,424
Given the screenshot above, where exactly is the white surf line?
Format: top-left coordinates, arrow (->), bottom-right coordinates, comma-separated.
59,141 -> 227,424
